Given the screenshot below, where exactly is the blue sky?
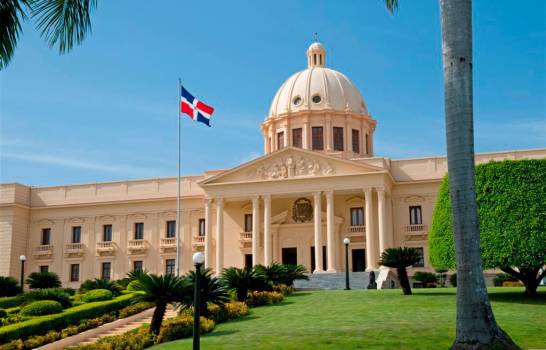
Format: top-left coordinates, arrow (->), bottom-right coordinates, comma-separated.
1,0 -> 544,187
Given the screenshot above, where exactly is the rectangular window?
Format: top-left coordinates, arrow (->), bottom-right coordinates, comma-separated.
133,260 -> 143,272
333,127 -> 344,151
101,262 -> 111,281
350,207 -> 365,226
365,133 -> 369,154
244,214 -> 253,233
166,220 -> 176,238
134,223 -> 144,240
352,129 -> 360,153
277,132 -> 284,150
409,206 -> 423,225
198,219 -> 206,236
165,259 -> 175,276
292,128 -> 302,148
244,254 -> 253,268
41,228 -> 51,245
71,226 -> 81,244
103,224 -> 112,242
40,265 -> 49,273
413,247 -> 425,267
312,126 -> 324,150
70,264 -> 80,282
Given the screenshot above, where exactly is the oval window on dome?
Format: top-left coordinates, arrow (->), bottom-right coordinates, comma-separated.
293,96 -> 302,106
312,94 -> 322,104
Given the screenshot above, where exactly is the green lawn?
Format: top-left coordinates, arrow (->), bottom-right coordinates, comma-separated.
151,287 -> 546,350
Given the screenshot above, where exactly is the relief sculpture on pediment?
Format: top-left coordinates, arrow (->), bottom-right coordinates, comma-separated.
249,155 -> 335,180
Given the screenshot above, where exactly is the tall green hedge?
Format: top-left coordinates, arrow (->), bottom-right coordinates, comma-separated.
429,159 -> 546,270
0,293 -> 136,343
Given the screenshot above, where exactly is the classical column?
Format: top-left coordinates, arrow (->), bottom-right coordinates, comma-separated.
215,198 -> 224,274
251,196 -> 260,266
377,189 -> 388,255
364,189 -> 376,270
313,192 -> 324,273
303,121 -> 310,149
325,191 -> 336,272
204,198 -> 213,269
263,195 -> 272,266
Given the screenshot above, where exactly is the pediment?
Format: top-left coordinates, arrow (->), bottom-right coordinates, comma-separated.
200,147 -> 383,185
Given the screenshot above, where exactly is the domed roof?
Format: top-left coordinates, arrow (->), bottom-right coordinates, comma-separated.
268,43 -> 368,118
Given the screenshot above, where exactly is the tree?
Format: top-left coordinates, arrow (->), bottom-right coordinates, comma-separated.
25,271 -> 61,289
384,0 -> 518,348
0,0 -> 97,70
413,272 -> 438,288
133,273 -> 189,335
185,267 -> 230,317
0,276 -> 21,296
429,159 -> 546,296
221,267 -> 264,302
378,247 -> 421,295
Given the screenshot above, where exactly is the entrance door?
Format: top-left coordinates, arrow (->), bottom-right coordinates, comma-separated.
352,249 -> 366,272
244,254 -> 252,268
310,246 -> 327,271
282,247 -> 297,265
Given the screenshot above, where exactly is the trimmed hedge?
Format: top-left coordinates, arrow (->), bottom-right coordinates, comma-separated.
0,293 -> 135,343
82,289 -> 113,303
245,291 -> 284,307
0,309 -> 7,318
24,288 -> 72,308
20,300 -> 63,316
0,296 -> 25,309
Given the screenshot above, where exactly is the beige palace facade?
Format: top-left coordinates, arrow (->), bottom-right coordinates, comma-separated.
1,43 -> 545,289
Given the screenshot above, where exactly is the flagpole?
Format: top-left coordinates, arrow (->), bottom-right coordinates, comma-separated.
176,78 -> 182,277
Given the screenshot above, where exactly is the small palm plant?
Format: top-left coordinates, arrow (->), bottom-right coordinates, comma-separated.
221,267 -> 264,302
133,272 -> 189,335
25,271 -> 61,289
185,267 -> 230,317
379,247 -> 421,295
79,278 -> 122,296
281,264 -> 309,286
253,263 -> 285,288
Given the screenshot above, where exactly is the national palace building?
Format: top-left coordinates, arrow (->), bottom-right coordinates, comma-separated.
1,42 -> 544,289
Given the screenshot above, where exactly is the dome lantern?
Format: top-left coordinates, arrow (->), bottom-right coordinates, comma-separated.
307,42 -> 326,68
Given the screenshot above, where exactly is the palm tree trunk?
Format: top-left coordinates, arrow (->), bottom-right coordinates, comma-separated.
397,267 -> 412,295
150,301 -> 167,335
439,0 -> 519,348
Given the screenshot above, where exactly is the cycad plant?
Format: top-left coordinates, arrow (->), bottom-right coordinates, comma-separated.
282,264 -> 309,286
0,276 -> 21,297
25,271 -> 61,289
133,273 -> 189,335
221,267 -> 264,302
79,278 -> 121,296
185,267 -> 229,317
378,247 -> 421,295
253,263 -> 285,288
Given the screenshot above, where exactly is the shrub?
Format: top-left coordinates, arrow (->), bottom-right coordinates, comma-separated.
157,316 -> 214,343
0,339 -> 23,350
126,280 -> 142,292
206,303 -> 225,323
223,301 -> 249,320
82,289 -> 113,302
60,325 -> 79,338
119,301 -> 154,318
449,273 -> 457,287
0,296 -> 25,309
24,288 -> 72,308
0,293 -> 135,343
63,288 -> 76,296
20,300 -> 63,316
80,279 -> 122,296
23,335 -> 45,349
246,291 -> 284,307
502,281 -> 524,287
413,272 -> 438,288
493,273 -> 518,287
70,325 -> 155,350
25,272 -> 61,289
0,277 -> 21,297
272,284 -> 294,296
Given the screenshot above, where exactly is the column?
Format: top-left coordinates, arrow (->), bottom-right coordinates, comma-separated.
303,121 -> 310,149
263,195 -> 272,266
325,191 -> 336,272
204,198 -> 212,269
377,189 -> 388,255
251,196 -> 260,266
215,198 -> 224,274
313,192 -> 324,273
325,116 -> 332,151
364,189 -> 376,270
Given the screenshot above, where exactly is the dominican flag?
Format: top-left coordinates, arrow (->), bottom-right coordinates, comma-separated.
180,85 -> 215,127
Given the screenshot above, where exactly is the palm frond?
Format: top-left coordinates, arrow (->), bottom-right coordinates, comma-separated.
385,0 -> 398,15
0,0 -> 31,70
32,0 -> 97,54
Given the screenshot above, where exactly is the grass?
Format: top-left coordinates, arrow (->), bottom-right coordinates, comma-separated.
151,287 -> 546,350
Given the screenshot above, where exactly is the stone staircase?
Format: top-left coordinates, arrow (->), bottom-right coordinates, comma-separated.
294,272 -> 372,289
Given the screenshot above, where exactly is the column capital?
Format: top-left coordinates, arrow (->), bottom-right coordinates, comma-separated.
262,194 -> 271,201
204,197 -> 212,205
325,190 -> 334,200
313,191 -> 322,200
216,197 -> 224,205
363,188 -> 373,196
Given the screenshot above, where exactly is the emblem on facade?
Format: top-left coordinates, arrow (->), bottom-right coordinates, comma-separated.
249,155 -> 335,180
292,198 -> 313,223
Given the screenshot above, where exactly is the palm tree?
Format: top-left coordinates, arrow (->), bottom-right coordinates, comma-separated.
385,1 -> 518,348
79,278 -> 122,296
281,264 -> 309,287
253,263 -> 285,289
221,267 -> 264,302
133,273 -> 189,335
185,267 -> 230,317
25,271 -> 61,289
0,0 -> 97,70
379,247 -> 420,295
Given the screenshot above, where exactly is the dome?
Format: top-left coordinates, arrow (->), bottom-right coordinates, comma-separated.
268,43 -> 368,118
